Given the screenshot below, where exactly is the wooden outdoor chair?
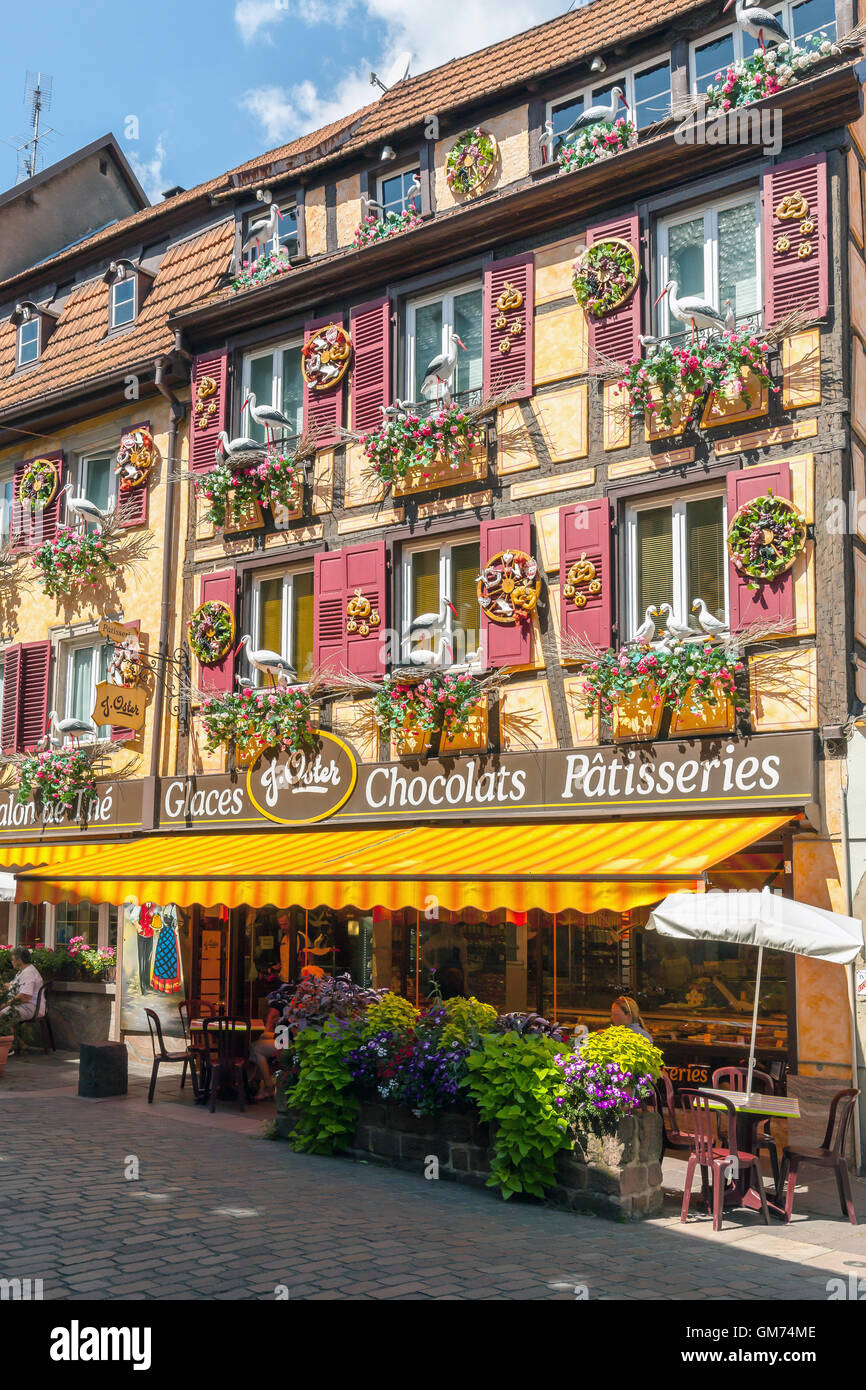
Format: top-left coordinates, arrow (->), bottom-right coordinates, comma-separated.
16,983 -> 56,1054
778,1088 -> 860,1225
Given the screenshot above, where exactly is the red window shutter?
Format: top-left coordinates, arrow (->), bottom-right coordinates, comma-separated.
350,296 -> 391,434
482,253 -> 534,401
19,641 -> 51,752
190,351 -> 229,474
559,499 -> 614,649
110,620 -> 141,743
197,570 -> 236,694
480,515 -> 533,668
586,215 -> 642,365
1,645 -> 21,752
726,462 -> 795,632
345,541 -> 387,679
313,549 -> 348,675
762,154 -> 828,325
303,316 -> 344,447
116,422 -> 150,529
12,451 -> 64,552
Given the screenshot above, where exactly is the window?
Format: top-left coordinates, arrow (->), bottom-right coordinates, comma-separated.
65,639 -> 110,738
401,535 -> 481,668
625,488 -> 729,640
406,282 -> 483,402
17,318 -> 39,366
0,469 -> 14,548
252,568 -> 315,684
78,450 -> 115,521
657,191 -> 760,332
377,166 -> 420,217
55,901 -> 99,948
547,56 -> 672,153
110,277 -> 136,328
242,339 -> 304,444
247,203 -> 299,263
691,0 -> 837,91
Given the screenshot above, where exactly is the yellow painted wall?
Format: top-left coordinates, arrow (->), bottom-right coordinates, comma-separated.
793,835 -> 853,1076
336,173 -> 362,248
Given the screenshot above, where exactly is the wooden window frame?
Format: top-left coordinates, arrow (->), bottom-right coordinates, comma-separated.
399,530 -> 481,669
376,163 -> 421,217
623,482 -> 729,641
404,276 -> 482,401
655,187 -> 761,335
240,333 -> 304,438
250,561 -> 315,686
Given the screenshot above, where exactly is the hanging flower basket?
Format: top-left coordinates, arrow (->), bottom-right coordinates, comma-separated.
445,128 -> 498,197
199,686 -> 316,756
115,427 -> 154,492
353,207 -> 422,248
16,747 -> 98,815
196,449 -> 304,529
32,526 -> 117,598
362,404 -> 483,491
301,324 -> 353,390
727,491 -> 806,589
188,600 -> 235,667
19,458 -> 59,511
704,33 -> 839,116
557,117 -> 637,174
231,248 -> 292,294
572,238 -> 640,319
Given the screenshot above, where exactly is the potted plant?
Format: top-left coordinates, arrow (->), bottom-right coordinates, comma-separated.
579,647 -> 672,741
199,686 -> 316,757
557,116 -> 637,173
0,980 -> 19,1075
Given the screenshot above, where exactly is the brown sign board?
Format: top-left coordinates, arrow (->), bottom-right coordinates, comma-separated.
99,618 -> 140,647
0,778 -> 144,845
93,682 -> 147,732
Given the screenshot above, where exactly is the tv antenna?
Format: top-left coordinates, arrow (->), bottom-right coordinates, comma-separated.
16,71 -> 55,183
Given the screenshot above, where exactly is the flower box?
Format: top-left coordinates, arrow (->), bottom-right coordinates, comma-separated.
223,494 -> 264,534
644,388 -> 697,442
700,367 -> 768,429
669,681 -> 735,737
392,444 -> 486,497
270,475 -> 304,525
612,681 -> 664,742
390,721 -> 431,759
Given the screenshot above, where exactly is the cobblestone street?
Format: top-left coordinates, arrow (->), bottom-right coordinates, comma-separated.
2,1054 -> 866,1301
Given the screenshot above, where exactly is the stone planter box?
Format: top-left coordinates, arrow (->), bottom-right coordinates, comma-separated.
41,981 -> 115,1051
275,1088 -> 663,1220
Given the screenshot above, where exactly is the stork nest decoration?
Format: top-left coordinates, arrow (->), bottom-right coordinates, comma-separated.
301,324 -> 352,391
621,330 -> 774,431
115,426 -> 154,492
727,491 -> 806,589
188,599 -> 235,666
444,128 -> 498,197
199,685 -> 316,758
572,239 -> 640,319
557,117 -> 637,174
345,588 -> 381,637
19,458 -> 59,511
477,550 -> 541,625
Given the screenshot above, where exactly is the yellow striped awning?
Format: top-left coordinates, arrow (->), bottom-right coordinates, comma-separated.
13,813 -> 795,914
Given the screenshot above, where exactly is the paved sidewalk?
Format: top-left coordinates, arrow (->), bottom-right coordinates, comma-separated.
1,1052 -> 865,1300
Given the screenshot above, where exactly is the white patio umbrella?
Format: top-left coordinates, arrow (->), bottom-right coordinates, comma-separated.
647,887 -> 863,1094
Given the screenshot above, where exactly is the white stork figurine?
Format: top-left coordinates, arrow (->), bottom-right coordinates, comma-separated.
215,431 -> 265,462
723,0 -> 790,53
47,710 -> 98,747
242,392 -> 296,443
692,598 -> 730,638
240,204 -> 284,264
58,484 -> 112,534
403,596 -> 457,640
724,299 -> 737,333
639,333 -> 661,356
420,329 -> 466,403
541,119 -> 556,164
562,87 -> 629,143
405,633 -> 453,669
360,193 -> 382,217
235,634 -> 297,687
406,172 -> 422,208
630,606 -> 658,646
652,603 -> 694,642
654,279 -> 727,342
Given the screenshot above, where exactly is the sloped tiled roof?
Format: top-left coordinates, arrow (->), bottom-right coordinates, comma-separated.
0,221 -> 233,412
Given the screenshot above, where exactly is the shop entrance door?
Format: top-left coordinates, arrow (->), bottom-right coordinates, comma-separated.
191,907 -> 230,1013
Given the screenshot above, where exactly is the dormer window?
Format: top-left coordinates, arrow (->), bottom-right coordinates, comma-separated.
546,56 -> 672,159
245,203 -> 298,264
111,276 -> 136,328
104,258 -> 153,329
691,0 -> 836,91
377,166 -> 421,217
17,316 -> 40,366
9,300 -> 55,367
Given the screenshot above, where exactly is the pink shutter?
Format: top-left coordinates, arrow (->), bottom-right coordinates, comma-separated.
110,620 -> 141,743
190,351 -> 229,474
12,451 -> 64,552
482,253 -> 534,400
116,422 -> 150,529
197,570 -> 236,694
480,515 -> 533,668
559,499 -> 614,649
1,645 -> 21,752
586,215 -> 641,365
345,541 -> 387,678
727,462 -> 795,632
303,316 -> 344,447
350,296 -> 391,434
313,549 -> 348,675
19,641 -> 51,751
762,154 -> 828,325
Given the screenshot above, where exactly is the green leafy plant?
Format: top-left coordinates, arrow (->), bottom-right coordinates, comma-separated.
32,525 -> 117,598
464,1032 -> 570,1199
231,247 -> 292,293
362,403 -> 482,488
287,1021 -> 360,1155
0,978 -> 21,1034
704,33 -> 838,113
195,449 -> 303,529
580,1025 -> 664,1082
438,995 -> 498,1048
16,748 -> 98,814
372,671 -> 485,750
558,116 -> 637,173
664,640 -> 746,715
361,993 -> 419,1038
353,207 -> 422,248
199,686 -> 316,755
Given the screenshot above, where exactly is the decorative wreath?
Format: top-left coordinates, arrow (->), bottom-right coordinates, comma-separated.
19,458 -> 58,511
477,550 -> 541,624
188,600 -> 235,666
115,426 -> 155,492
445,128 -> 498,198
727,491 -> 806,588
572,238 -> 640,319
346,587 -> 381,637
301,324 -> 352,391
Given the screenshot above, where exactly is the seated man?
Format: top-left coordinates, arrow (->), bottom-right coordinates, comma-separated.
1,947 -> 45,1034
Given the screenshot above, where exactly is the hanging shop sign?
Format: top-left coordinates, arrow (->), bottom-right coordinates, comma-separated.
93,681 -> 148,732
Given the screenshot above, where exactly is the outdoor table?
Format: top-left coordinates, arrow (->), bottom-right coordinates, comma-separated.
190,1020 -> 265,1104
698,1087 -> 801,1220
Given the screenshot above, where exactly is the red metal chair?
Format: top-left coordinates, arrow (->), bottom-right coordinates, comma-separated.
680,1089 -> 770,1232
778,1088 -> 860,1225
712,1066 -> 780,1192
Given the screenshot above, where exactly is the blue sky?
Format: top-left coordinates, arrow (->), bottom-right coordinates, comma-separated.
0,0 -> 565,201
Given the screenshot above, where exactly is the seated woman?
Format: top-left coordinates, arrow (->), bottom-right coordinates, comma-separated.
611,995 -> 653,1043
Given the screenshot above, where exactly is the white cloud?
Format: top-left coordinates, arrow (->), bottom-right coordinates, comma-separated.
128,136 -> 168,203
237,0 -> 564,144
